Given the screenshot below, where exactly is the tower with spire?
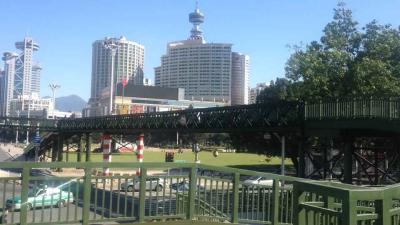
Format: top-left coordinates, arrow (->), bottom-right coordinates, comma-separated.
155,1 -> 251,106
188,0 -> 205,40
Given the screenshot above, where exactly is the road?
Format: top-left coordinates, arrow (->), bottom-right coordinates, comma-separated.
0,179 -> 183,224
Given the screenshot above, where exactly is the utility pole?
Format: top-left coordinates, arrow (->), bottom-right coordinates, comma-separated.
15,110 -> 20,144
26,95 -> 31,145
49,84 -> 60,119
103,38 -> 120,115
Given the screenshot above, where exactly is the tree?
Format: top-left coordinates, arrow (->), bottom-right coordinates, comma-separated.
232,3 -> 400,173
283,2 -> 400,101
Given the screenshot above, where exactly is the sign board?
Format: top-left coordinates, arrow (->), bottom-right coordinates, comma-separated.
33,135 -> 41,146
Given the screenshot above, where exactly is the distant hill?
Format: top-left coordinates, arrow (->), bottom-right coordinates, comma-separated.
55,95 -> 87,112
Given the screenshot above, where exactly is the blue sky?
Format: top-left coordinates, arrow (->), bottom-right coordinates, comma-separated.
1,0 -> 399,101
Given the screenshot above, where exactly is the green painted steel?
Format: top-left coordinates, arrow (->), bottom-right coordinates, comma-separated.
3,98 -> 400,134
0,162 -> 398,225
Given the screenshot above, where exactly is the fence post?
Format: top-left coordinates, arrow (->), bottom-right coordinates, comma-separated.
232,172 -> 240,223
82,167 -> 92,225
375,190 -> 390,225
139,167 -> 147,223
293,182 -> 305,225
187,165 -> 197,220
303,101 -> 308,120
336,99 -> 339,119
319,100 -> 322,120
342,191 -> 357,225
271,179 -> 280,225
20,166 -> 30,225
369,96 -> 373,118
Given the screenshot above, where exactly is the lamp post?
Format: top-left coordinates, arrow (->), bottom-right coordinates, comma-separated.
103,38 -> 120,115
49,84 -> 60,119
16,110 -> 20,144
26,95 -> 31,145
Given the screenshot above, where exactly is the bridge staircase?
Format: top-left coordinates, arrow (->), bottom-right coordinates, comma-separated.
20,132 -> 57,160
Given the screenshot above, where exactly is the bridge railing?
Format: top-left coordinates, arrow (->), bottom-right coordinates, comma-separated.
305,98 -> 400,120
0,117 -> 58,130
293,180 -> 400,225
0,162 -> 306,225
0,162 -> 398,225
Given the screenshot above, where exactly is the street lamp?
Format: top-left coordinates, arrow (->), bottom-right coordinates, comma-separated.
103,38 -> 120,115
49,84 -> 60,119
26,95 -> 31,145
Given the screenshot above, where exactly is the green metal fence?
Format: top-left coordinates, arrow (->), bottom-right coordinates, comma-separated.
305,98 -> 400,120
0,162 -> 398,225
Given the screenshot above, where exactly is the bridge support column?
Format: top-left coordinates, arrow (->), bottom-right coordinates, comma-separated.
136,134 -> 144,176
66,142 -> 69,162
57,134 -> 64,162
298,138 -> 306,178
102,134 -> 112,176
344,139 -> 354,184
51,136 -> 58,162
77,134 -> 82,162
85,133 -> 91,162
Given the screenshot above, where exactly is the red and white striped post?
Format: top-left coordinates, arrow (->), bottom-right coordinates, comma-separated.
102,134 -> 112,176
136,134 -> 144,176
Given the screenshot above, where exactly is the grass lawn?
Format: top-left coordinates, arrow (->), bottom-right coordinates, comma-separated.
64,151 -> 292,167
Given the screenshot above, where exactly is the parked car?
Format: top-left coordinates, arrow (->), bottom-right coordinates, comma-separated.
242,176 -> 279,187
170,180 -> 205,192
120,177 -> 165,192
6,186 -> 74,210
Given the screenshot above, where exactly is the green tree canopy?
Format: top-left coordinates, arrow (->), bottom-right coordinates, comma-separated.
281,2 -> 400,101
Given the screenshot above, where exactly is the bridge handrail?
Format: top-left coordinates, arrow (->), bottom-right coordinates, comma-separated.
304,97 -> 400,120
0,162 -> 397,225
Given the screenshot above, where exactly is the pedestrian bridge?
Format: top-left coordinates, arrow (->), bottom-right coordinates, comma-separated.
0,162 -> 397,225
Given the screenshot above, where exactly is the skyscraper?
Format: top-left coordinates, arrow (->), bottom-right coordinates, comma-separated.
14,38 -> 40,97
31,63 -> 42,95
155,4 -> 250,104
0,37 -> 40,116
89,36 -> 145,102
231,52 -> 250,105
0,69 -> 5,116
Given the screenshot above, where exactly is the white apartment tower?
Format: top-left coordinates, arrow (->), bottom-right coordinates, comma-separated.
90,36 -> 145,102
0,37 -> 41,116
155,4 -> 250,105
231,53 -> 250,105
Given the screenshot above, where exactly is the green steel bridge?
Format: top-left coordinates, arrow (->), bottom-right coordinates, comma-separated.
2,98 -> 400,185
1,98 -> 400,224
0,162 -> 398,225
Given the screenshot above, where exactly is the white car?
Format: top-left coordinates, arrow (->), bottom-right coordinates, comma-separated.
120,177 -> 166,192
243,176 -> 279,187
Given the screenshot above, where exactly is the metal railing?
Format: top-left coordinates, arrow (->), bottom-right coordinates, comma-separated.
3,98 -> 400,132
0,162 -> 398,225
304,98 -> 400,120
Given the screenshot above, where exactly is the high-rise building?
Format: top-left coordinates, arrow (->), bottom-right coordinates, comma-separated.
1,37 -> 40,116
0,69 -> 5,116
14,38 -> 40,97
89,36 -> 145,102
31,63 -> 42,95
249,83 -> 269,104
154,4 -> 250,105
231,52 -> 250,105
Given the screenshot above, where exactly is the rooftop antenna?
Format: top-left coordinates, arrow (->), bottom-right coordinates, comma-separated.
189,0 -> 205,40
